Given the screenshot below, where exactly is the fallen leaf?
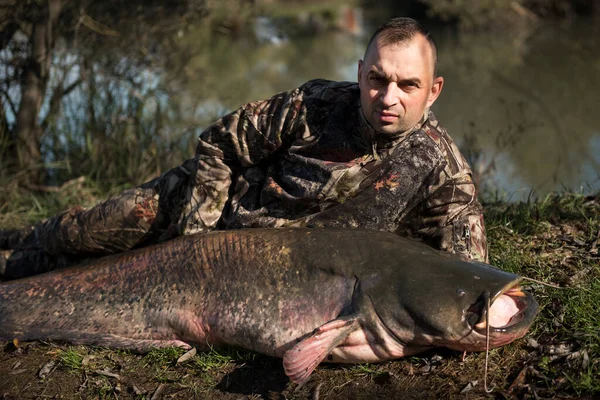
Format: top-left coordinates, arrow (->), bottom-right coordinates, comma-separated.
95,369 -> 121,380
9,369 -> 28,375
545,343 -> 573,356
38,360 -> 56,379
82,355 -> 94,366
460,380 -> 478,394
130,384 -> 144,395
508,366 -> 528,393
582,350 -> 590,370
176,347 -> 197,364
150,383 -> 166,400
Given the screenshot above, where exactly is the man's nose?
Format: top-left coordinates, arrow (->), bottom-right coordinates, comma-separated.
380,83 -> 399,107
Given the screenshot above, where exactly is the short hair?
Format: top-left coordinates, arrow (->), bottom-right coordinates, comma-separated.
364,17 -> 438,77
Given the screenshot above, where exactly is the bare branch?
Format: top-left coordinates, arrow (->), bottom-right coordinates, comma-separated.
40,51 -> 86,131
40,77 -> 83,131
62,77 -> 82,96
0,87 -> 17,118
80,12 -> 119,37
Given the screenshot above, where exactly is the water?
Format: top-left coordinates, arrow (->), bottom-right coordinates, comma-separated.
431,20 -> 600,200
160,9 -> 599,201
29,2 -> 600,201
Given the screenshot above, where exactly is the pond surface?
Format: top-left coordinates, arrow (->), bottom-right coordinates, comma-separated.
51,2 -> 600,201
431,19 -> 600,201
159,5 -> 599,201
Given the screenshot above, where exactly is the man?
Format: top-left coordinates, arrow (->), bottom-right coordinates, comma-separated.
0,17 -> 487,279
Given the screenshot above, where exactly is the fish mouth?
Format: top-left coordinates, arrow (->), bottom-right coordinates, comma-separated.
466,283 -> 539,345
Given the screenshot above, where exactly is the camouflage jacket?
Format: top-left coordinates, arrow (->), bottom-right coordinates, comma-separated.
6,79 -> 487,277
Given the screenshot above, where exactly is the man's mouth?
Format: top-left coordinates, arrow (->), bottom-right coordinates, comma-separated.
376,111 -> 399,123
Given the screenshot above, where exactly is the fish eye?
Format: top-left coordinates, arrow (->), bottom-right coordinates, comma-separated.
456,289 -> 466,297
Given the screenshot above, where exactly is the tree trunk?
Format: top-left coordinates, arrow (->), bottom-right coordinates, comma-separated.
0,95 -> 13,171
14,0 -> 63,183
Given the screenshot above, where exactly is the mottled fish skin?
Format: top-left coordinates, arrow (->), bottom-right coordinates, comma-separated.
0,229 -> 357,355
0,228 -> 537,384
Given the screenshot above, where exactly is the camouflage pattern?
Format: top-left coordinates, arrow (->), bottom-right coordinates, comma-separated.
1,79 -> 487,278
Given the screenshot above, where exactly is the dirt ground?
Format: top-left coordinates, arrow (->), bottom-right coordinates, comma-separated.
1,195 -> 599,399
0,341 -> 574,400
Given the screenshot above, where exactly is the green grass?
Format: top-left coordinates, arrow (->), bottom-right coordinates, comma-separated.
143,345 -> 256,372
484,192 -> 600,395
347,363 -> 380,375
141,345 -> 257,388
143,347 -> 187,383
192,347 -> 255,372
0,173 -> 117,229
58,347 -> 85,371
485,192 -> 599,234
143,347 -> 186,367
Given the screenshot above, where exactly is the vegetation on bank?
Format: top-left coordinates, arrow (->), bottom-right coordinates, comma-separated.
485,192 -> 600,395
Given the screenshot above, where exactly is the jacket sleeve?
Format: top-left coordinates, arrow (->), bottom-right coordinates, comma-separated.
414,172 -> 488,263
172,86 -> 306,235
27,86 -> 307,258
404,120 -> 488,263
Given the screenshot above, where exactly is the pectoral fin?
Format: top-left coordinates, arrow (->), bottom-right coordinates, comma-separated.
283,317 -> 360,385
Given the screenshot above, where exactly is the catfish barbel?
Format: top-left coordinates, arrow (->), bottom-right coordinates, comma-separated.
0,228 -> 538,384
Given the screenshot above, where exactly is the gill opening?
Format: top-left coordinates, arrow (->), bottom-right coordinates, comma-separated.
366,295 -> 409,348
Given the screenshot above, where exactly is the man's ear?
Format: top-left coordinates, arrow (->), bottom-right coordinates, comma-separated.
426,76 -> 444,108
357,59 -> 363,83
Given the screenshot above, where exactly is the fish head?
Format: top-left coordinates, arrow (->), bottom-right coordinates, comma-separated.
362,242 -> 539,354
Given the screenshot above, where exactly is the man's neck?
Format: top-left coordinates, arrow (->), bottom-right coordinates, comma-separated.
358,105 -> 430,149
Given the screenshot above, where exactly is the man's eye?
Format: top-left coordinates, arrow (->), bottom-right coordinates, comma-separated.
369,76 -> 385,84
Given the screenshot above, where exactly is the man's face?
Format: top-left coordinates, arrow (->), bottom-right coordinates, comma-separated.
358,34 -> 443,135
